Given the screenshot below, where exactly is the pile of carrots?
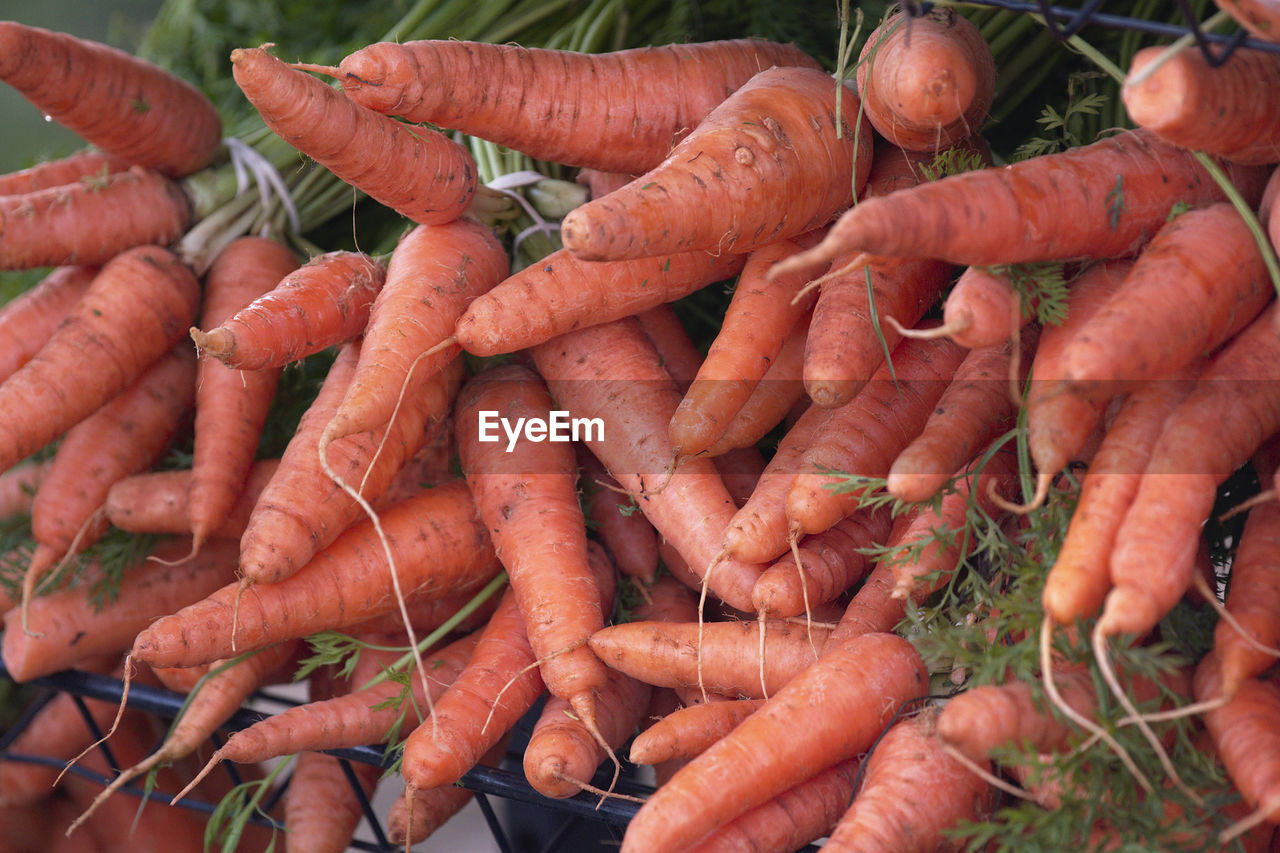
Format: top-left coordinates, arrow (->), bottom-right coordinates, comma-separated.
3,3 -> 1280,851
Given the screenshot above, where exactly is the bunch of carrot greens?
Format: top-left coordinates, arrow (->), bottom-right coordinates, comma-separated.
1,0 -> 1280,851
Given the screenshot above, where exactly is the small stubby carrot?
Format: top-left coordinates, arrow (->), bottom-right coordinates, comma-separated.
619,631 -> 928,853
326,38 -> 823,175
823,707 -> 992,853
190,250 -> 385,370
1214,495 -> 1280,698
930,263 -> 1054,351
188,236 -> 298,552
231,47 -> 476,225
283,752 -> 382,853
323,219 -> 508,445
560,65 -> 875,262
578,445 -> 660,586
0,459 -> 51,520
105,459 -> 279,539
453,247 -> 745,357
0,265 -> 96,385
1123,45 -> 1280,166
0,22 -> 221,177
0,167 -> 193,270
629,697 -> 765,765
130,480 -> 501,668
781,127 -> 1270,271
0,244 -> 200,474
635,304 -> 705,394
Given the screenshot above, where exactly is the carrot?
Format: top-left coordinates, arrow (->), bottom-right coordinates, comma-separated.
628,697 -> 765,765
856,8 -> 995,152
1213,0 -> 1280,41
619,631 -> 928,853
189,250 -> 384,370
1214,494 -> 1280,698
343,585 -> 499,638
231,47 -> 476,225
453,247 -> 745,357
632,573 -> 702,625
636,304 -> 705,394
703,326 -> 810,456
578,445 -> 659,586
1123,45 -> 1280,165
560,65 -> 875,262
589,619 -> 833,700
129,480 -> 500,668
325,38 -> 823,175
0,244 -> 200,474
671,238 -> 819,457
713,445 -> 767,508
282,752 -> 381,853
187,237 -> 298,552
0,265 -> 96,386
1,537 -> 236,682
530,317 -> 765,613
929,264 -> 1054,351
577,169 -> 635,201
105,459 -> 279,539
0,150 -> 127,196
751,507 -> 892,619
323,219 -> 507,445
887,328 -> 1032,504
824,510 -> 921,647
823,707 -> 992,853
387,738 -> 508,846
786,333 -> 969,537
782,127 -> 1270,271
0,22 -> 221,177
0,168 -> 193,270
0,459 -> 51,520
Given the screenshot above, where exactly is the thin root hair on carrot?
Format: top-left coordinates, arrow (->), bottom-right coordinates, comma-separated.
479,639 -> 588,739
883,314 -> 961,340
985,471 -> 1050,515
1218,488 -> 1277,522
56,653 -> 137,789
1191,571 -> 1280,660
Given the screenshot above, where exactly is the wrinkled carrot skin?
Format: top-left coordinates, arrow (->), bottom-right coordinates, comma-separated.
131,481 -> 501,668
636,304 -> 704,394
191,250 -> 384,370
619,632 -> 927,853
671,239 -> 818,456
1196,652 -> 1280,823
1215,497 -> 1280,697
1124,45 -> 1280,166
752,507 -> 892,618
0,265 -> 96,385
188,237 -> 298,549
629,698 -> 765,765
335,39 -> 823,175
560,66 -> 874,262
578,446 -> 660,585
0,459 -> 51,519
327,220 -> 507,443
0,244 -> 200,474
1042,372 -> 1196,625
232,47 -> 475,225
0,167 -> 192,270
284,752 -> 382,853
590,619 -> 832,699
824,709 -> 992,853
786,334 -> 968,537
1,537 -> 237,682
0,22 -> 221,177
705,319 -> 810,456
455,247 -> 745,357
105,459 -> 279,539
0,150 -> 127,196
856,8 -> 995,152
531,318 -> 764,613
1101,304 -> 1280,638
790,128 -> 1269,269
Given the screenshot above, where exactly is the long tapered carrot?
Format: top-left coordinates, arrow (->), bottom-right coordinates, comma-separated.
188,237 -> 298,552
325,39 -> 822,175
578,446 -> 660,586
628,698 -> 765,765
781,127 -> 1269,270
0,266 -> 96,386
231,47 -> 476,225
0,244 -> 200,474
324,219 -> 507,445
0,22 -> 221,177
190,250 -> 384,370
0,150 -> 127,196
105,460 -> 279,539
283,751 -> 381,853
560,65 -> 874,262
704,320 -> 810,456
619,631 -> 927,853
130,481 -> 501,668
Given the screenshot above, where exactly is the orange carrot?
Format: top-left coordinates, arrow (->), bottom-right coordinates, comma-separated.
1215,495 -> 1280,698
388,740 -> 507,846
454,247 -> 745,357
343,586 -> 499,638
0,150 -> 128,196
326,39 -> 823,175
0,244 -> 200,474
635,304 -> 705,394
0,168 -> 193,270
577,169 -> 635,200
628,697 -> 765,765
0,22 -> 221,177
188,237 -> 299,552
130,480 -> 501,668
1123,44 -> 1280,165
783,127 -> 1269,270
283,752 -> 381,853
825,510 -> 921,646
703,325 -> 810,456
932,264 -> 1053,351
632,573 -> 702,625
560,65 -> 874,262
1213,0 -> 1280,40
856,8 -> 996,152
0,266 -> 96,385
823,707 -> 992,853
231,46 -> 476,225
713,445 -> 767,508
323,219 -> 507,444
578,445 -> 659,586
189,250 -> 384,370
0,459 -> 51,520
618,631 -> 928,853
105,459 -> 279,539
